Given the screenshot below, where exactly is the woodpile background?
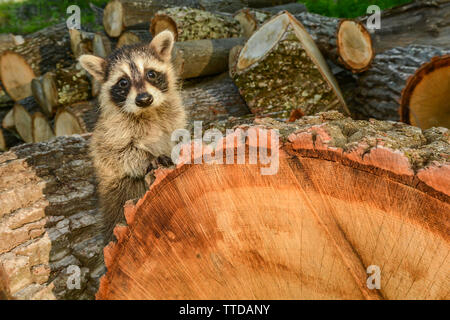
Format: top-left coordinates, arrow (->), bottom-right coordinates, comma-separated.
0,0 -> 449,300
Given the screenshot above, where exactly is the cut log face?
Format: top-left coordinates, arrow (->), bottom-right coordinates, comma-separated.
400,54 -> 450,130
55,108 -> 85,137
13,97 -> 41,144
337,20 -> 374,73
0,51 -> 36,101
150,7 -> 242,41
96,112 -> 449,300
232,12 -> 348,119
32,112 -> 55,143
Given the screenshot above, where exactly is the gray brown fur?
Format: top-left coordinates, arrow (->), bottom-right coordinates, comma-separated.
79,31 -> 186,243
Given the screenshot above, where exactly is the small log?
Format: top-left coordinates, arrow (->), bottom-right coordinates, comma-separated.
354,45 -> 450,126
0,23 -> 73,76
400,54 -> 450,129
0,24 -> 74,102
364,0 -> 450,53
182,73 -> 250,130
54,101 -> 99,136
1,109 -> 14,130
13,96 -> 41,143
32,65 -> 92,116
103,0 -> 202,37
150,7 -> 242,41
59,101 -> 99,134
174,38 -> 246,79
32,112 -> 55,143
69,29 -> 95,59
232,12 -> 349,119
234,3 -> 307,38
0,52 -> 36,101
96,111 -> 449,300
93,33 -> 113,58
0,135 -> 104,300
117,30 -> 152,48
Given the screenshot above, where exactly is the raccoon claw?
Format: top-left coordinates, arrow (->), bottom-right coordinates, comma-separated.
156,155 -> 173,167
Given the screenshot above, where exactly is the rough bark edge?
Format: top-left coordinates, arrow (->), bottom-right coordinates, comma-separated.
336,19 -> 374,73
96,111 -> 449,299
400,54 -> 450,125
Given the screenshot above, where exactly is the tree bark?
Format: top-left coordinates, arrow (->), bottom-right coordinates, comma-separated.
96,111 -> 450,300
232,12 -> 348,119
182,73 -> 250,131
364,0 -> 450,53
0,23 -> 73,76
354,45 -> 450,124
0,135 -> 105,300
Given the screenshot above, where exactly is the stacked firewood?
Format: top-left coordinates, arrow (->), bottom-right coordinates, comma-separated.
1,0 -> 449,152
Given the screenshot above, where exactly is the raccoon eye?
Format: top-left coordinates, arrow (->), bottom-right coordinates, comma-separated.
118,78 -> 129,88
146,70 -> 156,80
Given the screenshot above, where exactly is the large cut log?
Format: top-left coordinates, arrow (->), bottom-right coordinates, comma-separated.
0,135 -> 105,300
174,38 -> 246,79
182,73 -> 250,131
31,112 -> 55,143
1,109 -> 14,130
0,24 -> 74,102
231,12 -> 349,120
150,7 -> 242,41
354,45 -> 450,127
55,101 -> 99,136
96,111 -> 449,300
31,65 -> 92,117
364,0 -> 450,53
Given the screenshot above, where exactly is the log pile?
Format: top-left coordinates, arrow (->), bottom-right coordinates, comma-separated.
0,0 -> 449,301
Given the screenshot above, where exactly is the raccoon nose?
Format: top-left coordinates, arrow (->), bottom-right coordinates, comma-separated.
135,93 -> 153,107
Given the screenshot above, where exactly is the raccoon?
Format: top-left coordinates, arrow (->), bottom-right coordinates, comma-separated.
79,31 -> 186,243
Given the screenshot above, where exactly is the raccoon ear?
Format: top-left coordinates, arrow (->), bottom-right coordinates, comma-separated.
150,30 -> 175,62
79,55 -> 106,82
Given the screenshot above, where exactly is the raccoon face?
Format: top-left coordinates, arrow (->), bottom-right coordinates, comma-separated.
79,30 -> 176,114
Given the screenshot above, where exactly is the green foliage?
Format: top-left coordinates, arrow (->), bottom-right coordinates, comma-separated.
0,0 -> 109,34
298,0 -> 412,18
